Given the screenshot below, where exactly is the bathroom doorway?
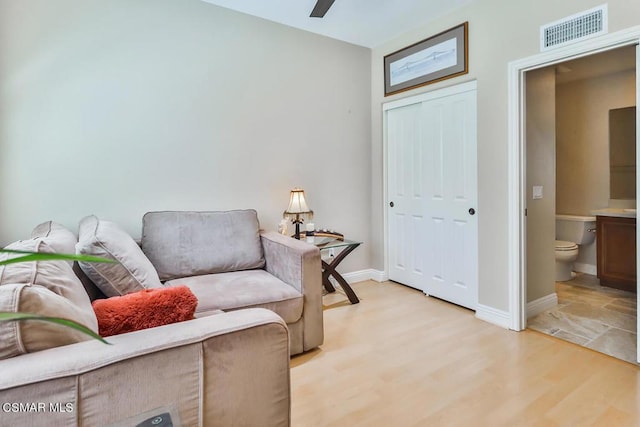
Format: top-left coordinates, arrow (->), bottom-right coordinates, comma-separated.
524,46 -> 638,364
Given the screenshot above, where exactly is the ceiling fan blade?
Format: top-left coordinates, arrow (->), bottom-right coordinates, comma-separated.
310,0 -> 335,18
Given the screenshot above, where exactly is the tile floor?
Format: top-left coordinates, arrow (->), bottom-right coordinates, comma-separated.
528,273 -> 638,364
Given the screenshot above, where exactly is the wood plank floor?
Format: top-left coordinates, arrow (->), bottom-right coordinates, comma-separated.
290,281 -> 640,426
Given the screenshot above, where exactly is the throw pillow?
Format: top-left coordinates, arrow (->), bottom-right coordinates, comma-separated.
30,220 -> 107,301
0,238 -> 100,359
0,284 -> 99,359
77,215 -> 162,297
91,285 -> 198,337
31,221 -> 76,258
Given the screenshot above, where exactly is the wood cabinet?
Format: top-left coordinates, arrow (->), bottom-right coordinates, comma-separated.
596,215 -> 636,292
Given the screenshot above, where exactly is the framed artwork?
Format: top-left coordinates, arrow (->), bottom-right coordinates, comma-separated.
384,22 -> 469,96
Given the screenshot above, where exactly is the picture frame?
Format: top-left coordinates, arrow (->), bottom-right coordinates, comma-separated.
384,22 -> 468,96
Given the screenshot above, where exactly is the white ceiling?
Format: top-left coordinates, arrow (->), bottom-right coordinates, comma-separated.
199,0 -> 475,48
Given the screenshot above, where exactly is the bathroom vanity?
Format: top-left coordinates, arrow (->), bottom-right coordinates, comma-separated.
592,209 -> 637,292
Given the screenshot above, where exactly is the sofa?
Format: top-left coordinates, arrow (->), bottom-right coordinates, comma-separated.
0,309 -> 290,426
77,209 -> 324,356
0,209 -> 323,426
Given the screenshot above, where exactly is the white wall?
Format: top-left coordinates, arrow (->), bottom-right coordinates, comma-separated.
371,0 -> 640,311
0,0 -> 372,272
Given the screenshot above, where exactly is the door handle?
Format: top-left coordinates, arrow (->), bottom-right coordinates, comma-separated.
469,208 -> 476,215
389,201 -> 394,208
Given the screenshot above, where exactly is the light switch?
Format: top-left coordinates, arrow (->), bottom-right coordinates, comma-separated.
533,185 -> 543,200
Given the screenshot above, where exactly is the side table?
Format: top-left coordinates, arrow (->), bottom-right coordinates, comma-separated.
307,237 -> 362,304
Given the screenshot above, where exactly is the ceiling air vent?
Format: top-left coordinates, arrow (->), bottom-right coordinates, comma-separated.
540,4 -> 608,51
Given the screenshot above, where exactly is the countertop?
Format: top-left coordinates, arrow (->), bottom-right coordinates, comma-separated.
590,208 -> 637,218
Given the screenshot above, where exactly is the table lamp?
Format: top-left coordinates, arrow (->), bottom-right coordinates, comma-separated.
283,188 -> 314,239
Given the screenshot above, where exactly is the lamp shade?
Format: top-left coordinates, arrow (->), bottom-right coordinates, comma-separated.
283,188 -> 313,221
285,188 -> 310,214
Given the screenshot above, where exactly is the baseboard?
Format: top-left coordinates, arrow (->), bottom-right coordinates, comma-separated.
340,269 -> 386,284
526,293 -> 558,319
369,269 -> 388,282
475,304 -> 511,329
574,262 -> 597,276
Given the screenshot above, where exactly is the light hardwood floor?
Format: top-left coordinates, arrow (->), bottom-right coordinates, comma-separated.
291,281 -> 640,426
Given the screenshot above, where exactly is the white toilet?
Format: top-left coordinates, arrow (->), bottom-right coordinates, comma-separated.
555,214 -> 596,281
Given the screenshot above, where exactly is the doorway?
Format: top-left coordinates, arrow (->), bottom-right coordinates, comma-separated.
507,27 -> 640,362
524,47 -> 638,363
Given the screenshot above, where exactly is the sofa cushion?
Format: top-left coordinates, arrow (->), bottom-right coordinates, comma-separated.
92,286 -> 198,337
76,215 -> 162,297
31,220 -> 107,301
1,238 -> 98,329
0,284 -> 100,359
165,270 -> 303,323
0,238 -> 100,359
142,210 -> 265,281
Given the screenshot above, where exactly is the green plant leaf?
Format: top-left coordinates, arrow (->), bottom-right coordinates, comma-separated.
0,249 -> 115,266
0,312 -> 110,344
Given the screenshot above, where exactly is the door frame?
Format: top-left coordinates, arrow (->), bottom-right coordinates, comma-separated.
507,26 -> 640,335
382,80 -> 478,292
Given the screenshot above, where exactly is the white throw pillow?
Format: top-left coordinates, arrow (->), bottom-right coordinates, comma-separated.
76,215 -> 162,297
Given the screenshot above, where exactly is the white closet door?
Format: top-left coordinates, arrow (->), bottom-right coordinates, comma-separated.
386,82 -> 478,310
387,102 -> 427,291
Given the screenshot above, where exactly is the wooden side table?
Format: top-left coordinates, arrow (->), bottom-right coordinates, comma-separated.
307,237 -> 362,304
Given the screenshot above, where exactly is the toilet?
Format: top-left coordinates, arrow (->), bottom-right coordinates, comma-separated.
555,214 -> 596,281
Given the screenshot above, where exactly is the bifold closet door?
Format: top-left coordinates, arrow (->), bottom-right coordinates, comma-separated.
386,82 -> 478,310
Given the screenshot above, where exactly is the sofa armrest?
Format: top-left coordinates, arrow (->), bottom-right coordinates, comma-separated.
261,231 -> 323,351
260,232 -> 319,292
0,309 -> 290,426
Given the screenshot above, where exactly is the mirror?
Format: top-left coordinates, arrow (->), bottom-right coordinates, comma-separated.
609,106 -> 636,200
